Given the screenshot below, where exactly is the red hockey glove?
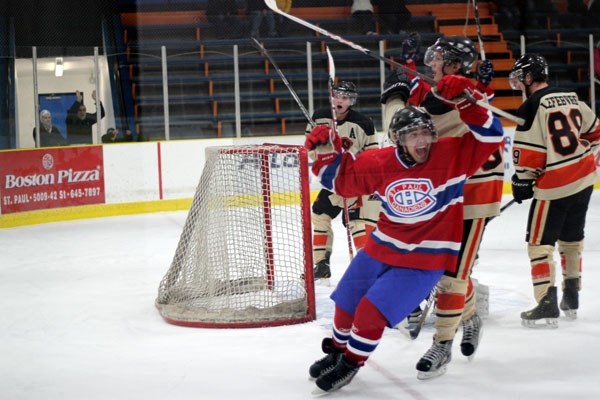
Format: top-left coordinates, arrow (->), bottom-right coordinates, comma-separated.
305,125 -> 342,168
436,74 -> 476,100
305,125 -> 340,151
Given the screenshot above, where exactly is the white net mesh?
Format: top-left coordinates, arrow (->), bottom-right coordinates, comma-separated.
156,144 -> 315,328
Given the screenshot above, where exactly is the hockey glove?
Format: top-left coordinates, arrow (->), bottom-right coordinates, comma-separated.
305,125 -> 342,167
511,174 -> 534,203
400,32 -> 421,63
436,74 -> 476,100
476,59 -> 494,87
380,69 -> 411,104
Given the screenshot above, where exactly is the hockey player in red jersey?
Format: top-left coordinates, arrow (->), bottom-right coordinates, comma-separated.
381,35 -> 504,379
305,79 -> 504,393
510,54 -> 600,328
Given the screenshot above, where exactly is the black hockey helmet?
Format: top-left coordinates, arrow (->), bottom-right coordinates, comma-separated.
389,105 -> 437,146
509,54 -> 549,89
424,35 -> 478,75
333,80 -> 358,105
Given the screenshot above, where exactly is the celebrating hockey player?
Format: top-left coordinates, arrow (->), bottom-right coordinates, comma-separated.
381,35 -> 504,379
510,54 -> 600,327
304,77 -> 504,393
306,80 -> 379,280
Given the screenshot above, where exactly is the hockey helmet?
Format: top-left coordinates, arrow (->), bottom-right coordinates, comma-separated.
509,54 -> 549,89
389,106 -> 437,146
424,35 -> 478,75
333,81 -> 358,105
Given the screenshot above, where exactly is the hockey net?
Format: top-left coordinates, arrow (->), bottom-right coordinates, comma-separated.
156,144 -> 315,328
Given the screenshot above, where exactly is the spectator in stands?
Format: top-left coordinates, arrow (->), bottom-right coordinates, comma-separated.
351,0 -> 377,35
101,127 -> 135,143
33,109 -> 67,147
206,0 -> 241,38
65,90 -> 105,145
373,0 -> 412,34
247,0 -> 278,38
101,127 -> 119,143
492,1 -> 521,30
275,0 -> 292,37
583,0 -> 600,28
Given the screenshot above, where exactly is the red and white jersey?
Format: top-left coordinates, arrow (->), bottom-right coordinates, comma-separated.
513,86 -> 600,200
313,107 -> 504,273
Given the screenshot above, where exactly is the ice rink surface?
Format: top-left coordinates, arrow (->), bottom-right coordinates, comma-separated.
2,193 -> 600,400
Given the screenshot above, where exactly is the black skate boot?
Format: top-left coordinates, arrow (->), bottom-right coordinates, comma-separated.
416,340 -> 453,380
314,355 -> 359,393
521,286 -> 559,328
313,259 -> 331,280
559,278 -> 579,320
309,338 -> 342,379
460,313 -> 482,360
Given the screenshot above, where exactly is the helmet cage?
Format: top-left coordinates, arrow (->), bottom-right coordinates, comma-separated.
333,81 -> 358,105
424,36 -> 477,75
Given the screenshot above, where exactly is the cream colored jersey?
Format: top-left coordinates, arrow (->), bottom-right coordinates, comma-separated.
513,87 -> 600,200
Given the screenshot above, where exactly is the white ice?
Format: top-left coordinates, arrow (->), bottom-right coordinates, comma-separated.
2,193 -> 600,400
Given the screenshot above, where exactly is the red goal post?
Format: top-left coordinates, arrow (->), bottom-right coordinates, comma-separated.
156,144 -> 316,328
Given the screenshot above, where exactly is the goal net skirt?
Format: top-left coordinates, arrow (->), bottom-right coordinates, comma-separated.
156,144 -> 316,328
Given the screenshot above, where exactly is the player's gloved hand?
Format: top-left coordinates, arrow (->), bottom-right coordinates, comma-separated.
436,74 -> 476,100
305,125 -> 339,151
511,174 -> 534,203
476,59 -> 494,87
400,32 -> 421,63
305,125 -> 342,169
380,69 -> 411,104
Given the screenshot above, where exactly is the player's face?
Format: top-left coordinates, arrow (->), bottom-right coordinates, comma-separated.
332,93 -> 352,119
402,127 -> 435,164
426,50 -> 460,82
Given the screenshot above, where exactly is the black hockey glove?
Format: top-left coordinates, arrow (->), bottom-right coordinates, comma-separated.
380,69 -> 411,104
400,32 -> 421,63
476,59 -> 494,87
511,174 -> 534,203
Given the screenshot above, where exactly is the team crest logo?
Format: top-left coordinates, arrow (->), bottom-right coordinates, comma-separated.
41,153 -> 54,170
386,178 -> 436,217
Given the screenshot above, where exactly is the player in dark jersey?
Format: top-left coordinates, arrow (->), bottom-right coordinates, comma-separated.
305,74 -> 504,393
306,81 -> 378,280
510,54 -> 600,328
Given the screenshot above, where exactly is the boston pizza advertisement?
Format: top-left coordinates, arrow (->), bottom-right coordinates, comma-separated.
0,147 -> 105,214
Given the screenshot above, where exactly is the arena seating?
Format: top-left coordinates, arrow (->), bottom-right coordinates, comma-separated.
118,1 -> 598,140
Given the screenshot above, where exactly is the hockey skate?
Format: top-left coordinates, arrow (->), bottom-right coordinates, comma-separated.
559,278 -> 579,320
309,338 -> 342,379
521,286 -> 559,328
313,356 -> 359,394
313,259 -> 331,280
416,340 -> 452,380
460,313 -> 482,360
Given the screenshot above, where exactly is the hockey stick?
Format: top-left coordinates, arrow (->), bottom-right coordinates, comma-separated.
472,0 -> 486,61
326,46 -> 354,261
407,287 -> 437,340
263,0 -> 525,126
486,198 -> 517,224
251,37 -> 315,126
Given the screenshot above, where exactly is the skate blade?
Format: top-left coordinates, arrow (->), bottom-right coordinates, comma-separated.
561,309 -> 577,320
314,278 -> 331,287
311,385 -> 341,396
417,365 -> 448,380
464,329 -> 483,362
521,318 -> 558,329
